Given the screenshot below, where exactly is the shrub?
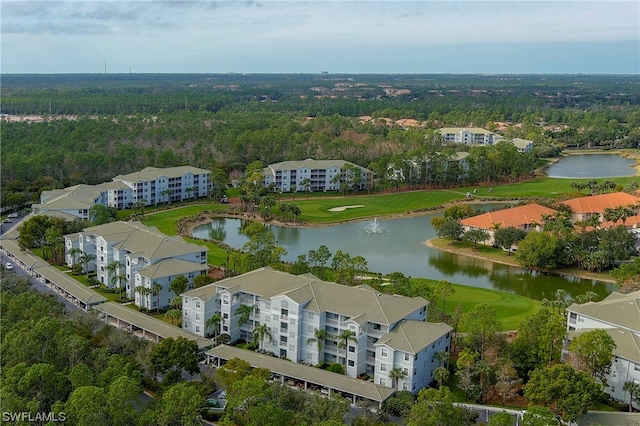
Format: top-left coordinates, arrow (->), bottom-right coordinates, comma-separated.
328,363 -> 344,374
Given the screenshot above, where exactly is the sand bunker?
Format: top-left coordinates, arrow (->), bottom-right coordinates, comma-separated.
328,205 -> 365,212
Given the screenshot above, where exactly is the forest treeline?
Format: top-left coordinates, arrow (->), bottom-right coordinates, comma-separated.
2,73 -> 640,205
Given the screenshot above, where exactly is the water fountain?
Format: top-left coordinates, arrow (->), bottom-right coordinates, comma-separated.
364,218 -> 385,235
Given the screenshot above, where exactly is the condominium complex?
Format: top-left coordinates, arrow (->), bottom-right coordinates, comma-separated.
64,221 -> 209,309
182,267 -> 452,393
565,291 -> 640,410
439,128 -> 534,152
262,159 -> 373,193
34,166 -> 212,220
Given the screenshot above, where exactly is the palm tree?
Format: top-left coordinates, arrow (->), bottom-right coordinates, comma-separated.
206,313 -> 224,340
134,286 -> 149,308
170,296 -> 182,310
253,323 -> 272,350
307,328 -> 332,354
166,309 -> 181,326
78,253 -> 96,275
337,329 -> 357,375
106,260 -> 121,289
389,367 -> 407,391
623,380 -> 640,412
434,366 -> 450,389
435,350 -> 450,369
235,304 -> 254,341
151,283 -> 163,314
68,247 -> 81,270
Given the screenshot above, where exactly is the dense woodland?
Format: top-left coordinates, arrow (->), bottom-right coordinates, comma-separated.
2,74 -> 640,207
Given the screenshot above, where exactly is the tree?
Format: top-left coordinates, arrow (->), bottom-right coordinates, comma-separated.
308,245 -> 332,279
106,376 -> 141,426
489,411 -> 515,426
151,283 -> 163,313
169,275 -> 188,297
407,386 -> 477,426
493,226 -> 527,255
217,357 -> 252,389
568,329 -> 616,384
337,329 -> 357,375
622,380 -> 640,412
156,382 -> 205,426
434,366 -> 450,389
68,247 -> 81,270
515,231 -> 562,269
65,386 -> 110,426
166,309 -> 181,325
235,304 -> 254,341
89,204 -> 117,225
433,217 -> 464,242
432,280 -> 454,317
106,261 -> 122,289
464,228 -> 490,249
78,252 -> 96,274
193,273 -> 215,288
459,304 -> 500,360
521,405 -> 558,426
300,177 -> 312,199
389,367 -> 407,391
523,364 -> 602,422
494,361 -> 521,406
253,323 -> 273,350
205,312 -> 224,340
307,328 -> 332,354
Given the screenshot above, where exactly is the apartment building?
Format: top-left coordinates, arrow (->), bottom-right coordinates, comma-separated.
182,267 -> 452,393
439,127 -> 500,145
113,165 -> 211,206
33,166 -> 212,220
64,221 -> 209,309
565,291 -> 640,410
262,159 -> 373,193
563,192 -> 640,223
33,181 -> 132,220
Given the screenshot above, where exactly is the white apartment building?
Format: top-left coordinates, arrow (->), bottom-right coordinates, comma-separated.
565,291 -> 640,410
182,267 -> 452,393
33,166 -> 212,220
64,221 -> 209,309
439,127 -> 500,145
33,181 -> 132,220
113,165 -> 211,206
262,159 -> 373,193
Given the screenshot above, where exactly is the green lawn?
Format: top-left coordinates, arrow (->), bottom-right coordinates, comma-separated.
292,176 -> 637,224
409,277 -> 540,331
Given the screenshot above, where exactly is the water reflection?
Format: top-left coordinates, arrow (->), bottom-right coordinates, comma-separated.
192,215 -> 615,300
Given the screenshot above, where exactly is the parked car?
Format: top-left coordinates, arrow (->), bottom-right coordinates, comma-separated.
5,262 -> 14,270
8,212 -> 18,218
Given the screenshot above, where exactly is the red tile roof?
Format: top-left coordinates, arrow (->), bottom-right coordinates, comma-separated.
461,203 -> 557,230
563,192 -> 640,214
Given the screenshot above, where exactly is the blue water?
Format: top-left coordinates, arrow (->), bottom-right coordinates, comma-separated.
545,154 -> 636,178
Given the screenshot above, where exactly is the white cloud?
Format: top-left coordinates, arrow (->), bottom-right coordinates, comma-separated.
1,0 -> 638,73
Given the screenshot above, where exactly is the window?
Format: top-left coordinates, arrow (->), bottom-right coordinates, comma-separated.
380,378 -> 386,386
184,311 -> 188,317
380,363 -> 387,372
381,348 -> 388,358
195,301 -> 200,309
308,312 -> 314,320
404,353 -> 410,362
307,326 -> 314,333
348,360 -> 355,367
195,314 -> 200,321
195,326 -> 200,333
223,326 -> 228,332
349,346 -> 355,353
223,313 -> 229,319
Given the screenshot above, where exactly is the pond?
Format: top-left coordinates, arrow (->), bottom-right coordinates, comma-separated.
192,214 -> 614,301
545,154 -> 636,178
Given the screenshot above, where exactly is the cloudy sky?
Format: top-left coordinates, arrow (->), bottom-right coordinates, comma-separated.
1,0 -> 638,74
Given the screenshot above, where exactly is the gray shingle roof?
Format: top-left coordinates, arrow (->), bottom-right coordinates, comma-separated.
113,166 -> 210,182
375,320 -> 452,353
265,159 -> 372,173
568,291 -> 640,332
138,258 -> 209,279
210,267 -> 427,326
93,302 -> 212,349
207,344 -> 395,403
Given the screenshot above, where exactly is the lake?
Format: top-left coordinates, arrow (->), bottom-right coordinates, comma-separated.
545,154 -> 636,178
192,214 -> 614,300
